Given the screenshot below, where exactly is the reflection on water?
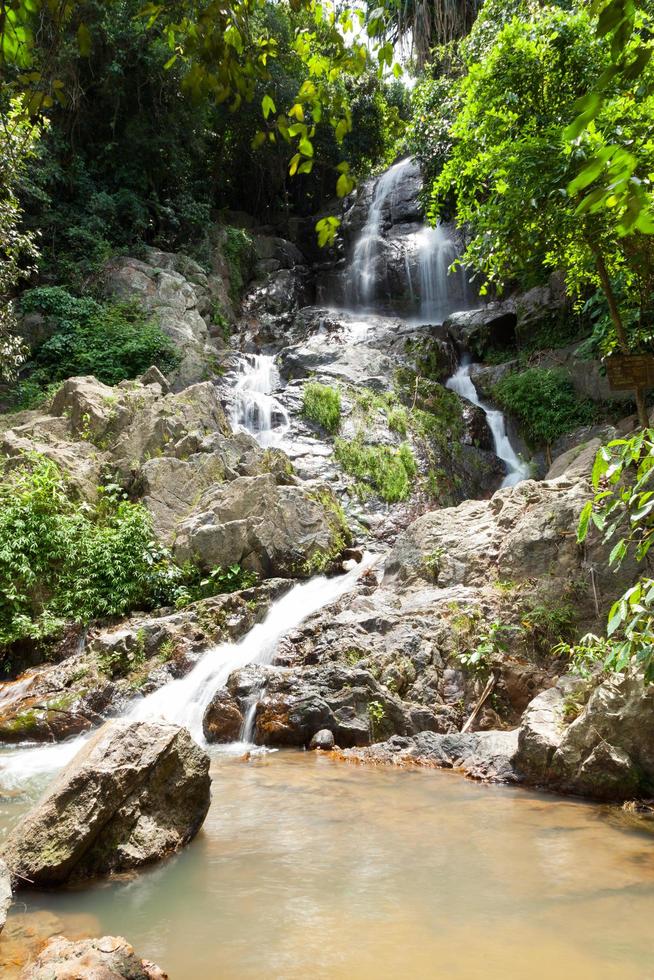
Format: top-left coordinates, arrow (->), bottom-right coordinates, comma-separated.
2,751 -> 654,979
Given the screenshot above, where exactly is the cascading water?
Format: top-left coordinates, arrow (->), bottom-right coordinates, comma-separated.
411,225 -> 473,323
231,353 -> 290,447
447,358 -> 531,488
0,557 -> 377,786
348,158 -> 414,309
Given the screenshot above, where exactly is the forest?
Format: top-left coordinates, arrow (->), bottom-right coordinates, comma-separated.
0,0 -> 653,977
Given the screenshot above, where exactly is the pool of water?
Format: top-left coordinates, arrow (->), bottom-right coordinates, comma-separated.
2,750 -> 654,979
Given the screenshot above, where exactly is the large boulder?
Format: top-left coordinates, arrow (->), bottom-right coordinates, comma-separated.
103,249 -> 219,389
20,935 -> 167,980
2,720 -> 211,887
172,474 -> 351,577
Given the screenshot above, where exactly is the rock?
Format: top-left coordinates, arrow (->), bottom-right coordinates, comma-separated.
343,729 -> 520,783
172,474 -> 351,577
227,662 -> 413,748
2,720 -> 211,887
139,365 -> 171,393
445,306 -> 517,358
0,859 -> 11,935
549,673 -> 654,801
19,935 -> 167,980
202,689 -> 244,743
514,687 -> 565,779
103,249 -> 219,390
0,583 -> 287,743
309,729 -> 335,750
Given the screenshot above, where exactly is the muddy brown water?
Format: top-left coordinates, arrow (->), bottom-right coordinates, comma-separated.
1,750 -> 654,979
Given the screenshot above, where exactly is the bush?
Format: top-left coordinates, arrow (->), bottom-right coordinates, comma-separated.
302,381 -> 342,433
0,455 -> 256,658
16,287 -> 179,400
334,438 -> 417,502
492,368 -> 597,447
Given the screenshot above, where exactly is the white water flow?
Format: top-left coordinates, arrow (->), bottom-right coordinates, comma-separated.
447,358 -> 531,488
412,225 -> 472,323
231,353 -> 290,447
349,158 -> 414,307
0,557 -> 376,786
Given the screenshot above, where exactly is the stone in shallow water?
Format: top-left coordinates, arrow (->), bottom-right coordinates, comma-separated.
2,720 -> 211,888
19,935 -> 167,980
309,729 -> 335,751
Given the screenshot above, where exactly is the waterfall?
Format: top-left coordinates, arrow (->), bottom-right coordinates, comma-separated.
413,225 -> 472,323
0,557 -> 377,786
231,353 -> 290,447
348,158 -> 414,309
447,359 -> 531,488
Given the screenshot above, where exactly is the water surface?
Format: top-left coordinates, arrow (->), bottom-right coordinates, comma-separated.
2,751 -> 654,978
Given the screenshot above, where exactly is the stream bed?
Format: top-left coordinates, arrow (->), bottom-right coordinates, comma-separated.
2,750 -> 654,979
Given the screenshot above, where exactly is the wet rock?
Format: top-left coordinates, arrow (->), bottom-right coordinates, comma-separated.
309,729 -> 335,750
20,935 -> 167,980
2,720 -> 211,887
343,730 -> 521,783
227,662 -> 413,748
0,582 -> 287,744
203,689 -> 244,743
0,859 -> 11,935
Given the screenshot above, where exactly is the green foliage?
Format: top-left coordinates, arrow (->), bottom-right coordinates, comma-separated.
576,430 -> 654,681
0,454 -> 257,659
15,286 -> 179,397
492,368 -> 597,447
367,699 -> 386,739
431,3 -> 654,359
0,99 -> 40,381
170,564 -> 258,610
302,381 -> 342,433
458,621 -> 520,674
0,457 -> 170,651
334,437 -> 417,502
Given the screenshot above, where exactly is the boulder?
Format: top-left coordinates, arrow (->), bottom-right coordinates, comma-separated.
172,474 -> 351,577
309,729 -> 335,750
445,306 -> 517,358
514,686 -> 565,779
2,720 -> 211,887
19,935 -> 167,980
202,689 -> 244,743
103,250 -> 219,390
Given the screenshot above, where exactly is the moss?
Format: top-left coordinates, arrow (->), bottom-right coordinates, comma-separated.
302,382 -> 342,433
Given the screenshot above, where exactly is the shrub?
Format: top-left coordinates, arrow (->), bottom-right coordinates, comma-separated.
302,381 -> 342,433
0,455 -> 257,660
492,368 -> 597,447
334,438 -> 417,502
16,286 -> 179,399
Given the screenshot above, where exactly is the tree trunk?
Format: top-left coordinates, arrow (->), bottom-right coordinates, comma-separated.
590,240 -> 650,428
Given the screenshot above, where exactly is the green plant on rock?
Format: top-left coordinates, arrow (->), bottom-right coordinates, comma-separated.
458,621 -> 522,674
334,438 -> 417,503
367,699 -> 386,740
492,368 -> 597,449
171,564 -> 258,610
223,227 -> 256,304
302,381 -> 342,434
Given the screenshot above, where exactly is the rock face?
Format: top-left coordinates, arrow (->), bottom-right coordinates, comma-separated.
104,248 -> 222,390
520,673 -> 654,801
3,720 -> 211,887
202,689 -> 244,743
20,935 -> 167,980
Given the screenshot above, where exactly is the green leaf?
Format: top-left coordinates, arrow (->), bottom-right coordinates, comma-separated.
262,94 -> 276,119
577,501 -> 593,542
77,22 -> 92,57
